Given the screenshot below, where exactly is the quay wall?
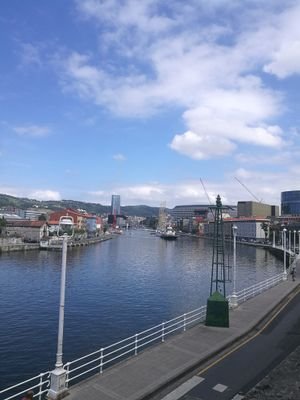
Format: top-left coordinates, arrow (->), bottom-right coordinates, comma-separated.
0,235 -> 113,252
0,237 -> 39,252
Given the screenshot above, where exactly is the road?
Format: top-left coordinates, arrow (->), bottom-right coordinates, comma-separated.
156,287 -> 300,400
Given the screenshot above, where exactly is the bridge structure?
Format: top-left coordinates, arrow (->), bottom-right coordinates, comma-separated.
0,245 -> 299,400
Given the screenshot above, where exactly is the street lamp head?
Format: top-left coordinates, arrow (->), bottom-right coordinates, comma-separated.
232,225 -> 238,234
283,228 -> 287,232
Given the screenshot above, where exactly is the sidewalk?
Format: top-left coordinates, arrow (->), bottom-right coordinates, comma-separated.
66,273 -> 299,400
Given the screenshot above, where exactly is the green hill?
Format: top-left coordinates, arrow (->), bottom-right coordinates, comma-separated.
0,193 -> 159,217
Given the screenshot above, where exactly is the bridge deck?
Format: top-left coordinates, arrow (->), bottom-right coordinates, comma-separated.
66,262 -> 299,400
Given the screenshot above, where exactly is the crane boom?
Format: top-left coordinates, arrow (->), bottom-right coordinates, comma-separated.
234,177 -> 262,202
200,178 -> 212,205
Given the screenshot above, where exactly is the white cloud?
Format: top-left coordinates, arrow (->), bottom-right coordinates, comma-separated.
113,153 -> 126,161
14,124 -> 51,137
57,1 -> 300,160
170,130 -> 235,159
262,5 -> 300,78
29,190 -> 61,201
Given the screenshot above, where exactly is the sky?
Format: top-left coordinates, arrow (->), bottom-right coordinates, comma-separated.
1,0 -> 300,208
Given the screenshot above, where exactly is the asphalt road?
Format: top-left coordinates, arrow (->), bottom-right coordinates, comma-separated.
158,288 -> 300,400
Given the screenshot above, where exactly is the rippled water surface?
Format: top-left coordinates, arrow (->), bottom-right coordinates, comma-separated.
0,230 -> 282,389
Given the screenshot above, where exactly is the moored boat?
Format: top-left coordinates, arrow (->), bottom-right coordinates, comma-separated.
160,226 -> 178,240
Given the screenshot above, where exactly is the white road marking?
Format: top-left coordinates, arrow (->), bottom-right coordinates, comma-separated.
213,383 -> 228,392
160,376 -> 205,400
231,395 -> 245,400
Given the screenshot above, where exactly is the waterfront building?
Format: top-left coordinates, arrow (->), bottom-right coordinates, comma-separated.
237,201 -> 279,218
281,191 -> 300,215
204,217 -> 269,242
171,204 -> 237,233
5,220 -> 48,242
171,204 -> 237,221
49,209 -> 87,232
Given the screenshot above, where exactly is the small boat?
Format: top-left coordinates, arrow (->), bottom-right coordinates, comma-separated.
160,226 -> 178,240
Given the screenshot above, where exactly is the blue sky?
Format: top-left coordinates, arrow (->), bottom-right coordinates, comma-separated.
1,0 -> 300,207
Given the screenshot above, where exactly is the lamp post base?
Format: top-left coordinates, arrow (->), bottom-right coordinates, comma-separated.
283,271 -> 288,281
47,367 -> 68,400
229,294 -> 238,308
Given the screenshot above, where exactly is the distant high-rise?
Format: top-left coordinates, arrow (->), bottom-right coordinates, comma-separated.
111,195 -> 121,215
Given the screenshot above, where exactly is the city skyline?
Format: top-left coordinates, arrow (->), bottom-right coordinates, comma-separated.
1,1 -> 300,207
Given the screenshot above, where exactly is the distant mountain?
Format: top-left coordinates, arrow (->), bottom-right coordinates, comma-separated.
0,193 -> 160,217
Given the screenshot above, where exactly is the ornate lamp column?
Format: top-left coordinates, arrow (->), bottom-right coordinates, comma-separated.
283,228 -> 287,281
230,225 -> 238,308
48,234 -> 69,399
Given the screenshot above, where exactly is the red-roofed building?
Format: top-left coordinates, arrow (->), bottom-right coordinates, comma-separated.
49,209 -> 87,231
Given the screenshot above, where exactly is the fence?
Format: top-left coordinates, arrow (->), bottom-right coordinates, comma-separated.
229,272 -> 285,304
64,305 -> 207,386
0,272 -> 286,399
0,372 -> 50,400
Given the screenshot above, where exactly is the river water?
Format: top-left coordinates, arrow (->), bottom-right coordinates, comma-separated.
0,230 -> 282,389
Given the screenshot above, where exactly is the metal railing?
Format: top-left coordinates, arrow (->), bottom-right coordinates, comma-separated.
0,371 -> 50,400
1,272 -> 287,399
228,272 -> 285,305
64,305 -> 207,386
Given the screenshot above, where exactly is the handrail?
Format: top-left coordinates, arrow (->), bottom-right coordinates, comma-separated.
65,274 -> 285,385
228,273 -> 284,304
1,273 -> 286,399
0,371 -> 50,400
64,305 -> 207,385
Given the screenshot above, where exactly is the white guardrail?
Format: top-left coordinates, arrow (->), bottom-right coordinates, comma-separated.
0,372 -> 50,400
229,272 -> 285,305
0,273 -> 285,400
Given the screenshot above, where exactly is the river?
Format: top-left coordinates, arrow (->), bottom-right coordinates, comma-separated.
0,230 -> 282,389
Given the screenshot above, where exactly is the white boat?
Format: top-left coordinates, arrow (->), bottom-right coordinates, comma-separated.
160,226 -> 178,240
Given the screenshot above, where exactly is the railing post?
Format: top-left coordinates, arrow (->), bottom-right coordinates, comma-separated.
38,373 -> 43,400
162,322 -> 165,342
100,349 -> 104,374
134,334 -> 138,355
183,313 -> 186,331
65,363 -> 70,388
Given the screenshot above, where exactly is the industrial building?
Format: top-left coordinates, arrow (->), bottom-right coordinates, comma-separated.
171,204 -> 237,221
237,201 -> 279,218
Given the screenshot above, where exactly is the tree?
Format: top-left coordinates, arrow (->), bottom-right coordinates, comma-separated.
0,217 -> 7,235
261,222 -> 269,242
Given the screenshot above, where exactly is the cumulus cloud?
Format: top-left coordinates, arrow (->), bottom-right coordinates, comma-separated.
13,124 -> 51,137
56,0 -> 300,160
29,190 -> 61,201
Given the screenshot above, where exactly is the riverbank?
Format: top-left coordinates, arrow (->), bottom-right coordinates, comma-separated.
0,234 -> 113,253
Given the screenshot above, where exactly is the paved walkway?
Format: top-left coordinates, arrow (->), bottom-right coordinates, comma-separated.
66,265 -> 300,400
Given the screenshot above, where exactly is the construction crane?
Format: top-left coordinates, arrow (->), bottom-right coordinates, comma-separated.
200,178 -> 215,218
200,178 -> 213,206
234,177 -> 262,203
